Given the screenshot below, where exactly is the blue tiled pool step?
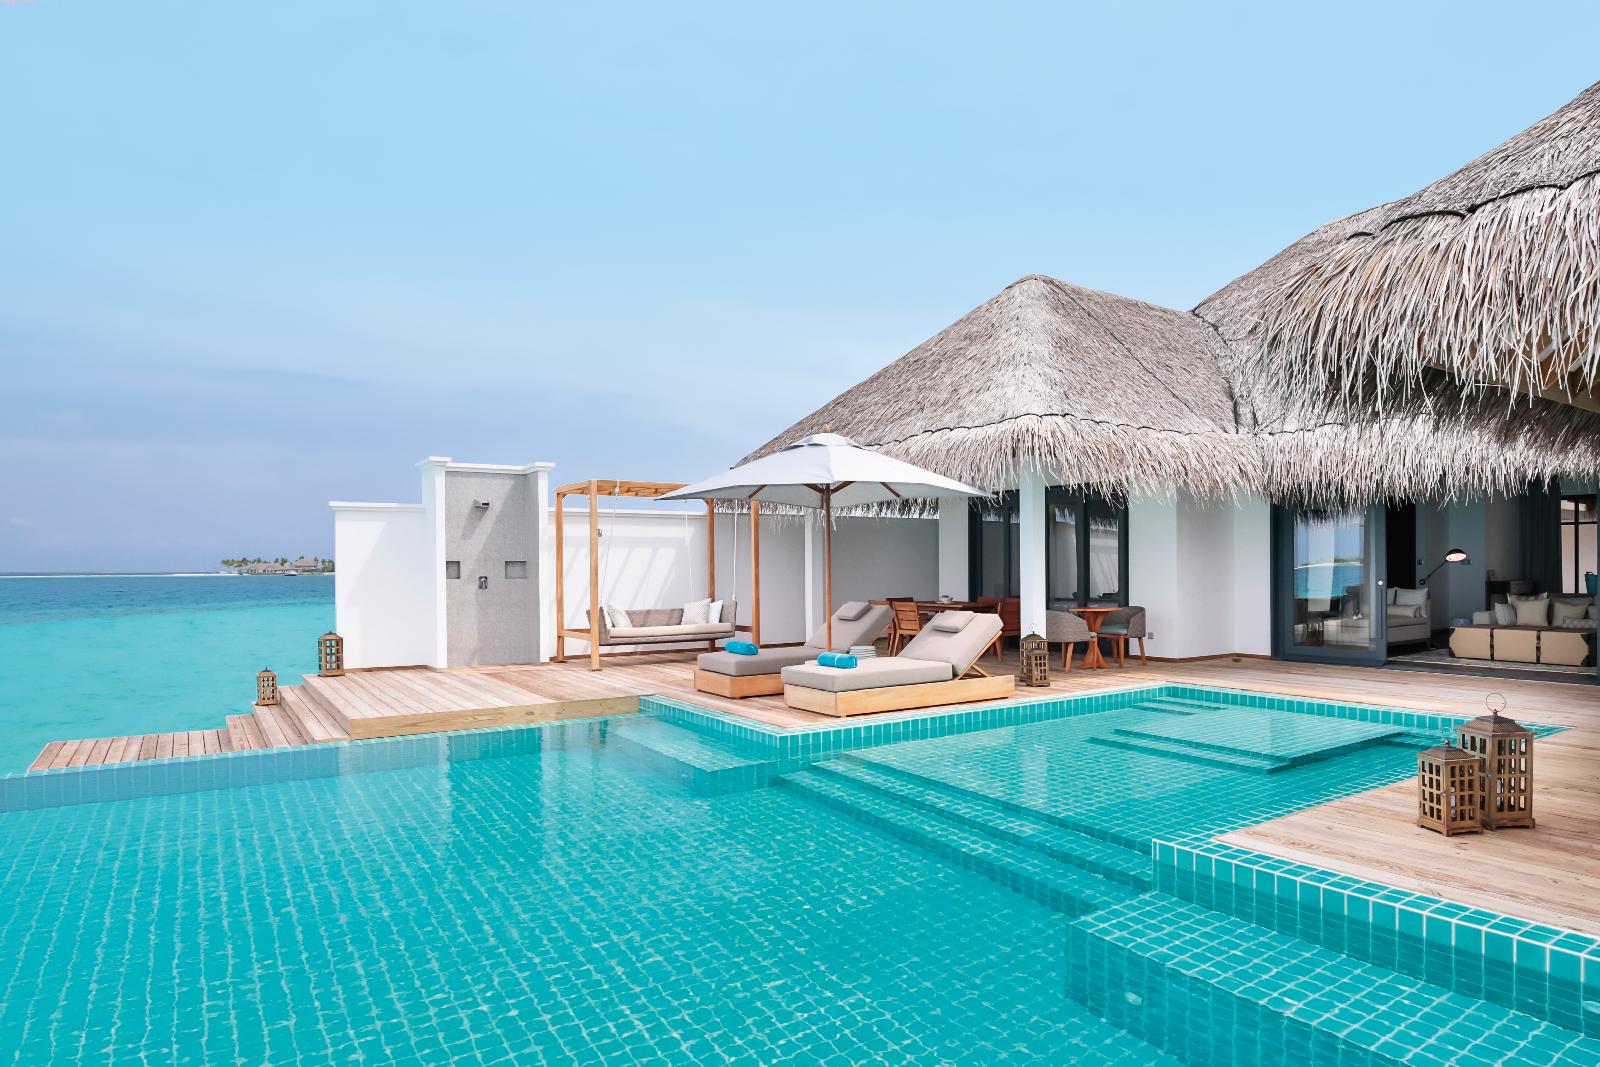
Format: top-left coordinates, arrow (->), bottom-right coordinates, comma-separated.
802,758 -> 1152,889
1087,734 -> 1286,774
776,767 -> 1136,915
1066,894 -> 1600,1067
838,752 -> 1152,854
604,718 -> 781,793
1135,697 -> 1226,716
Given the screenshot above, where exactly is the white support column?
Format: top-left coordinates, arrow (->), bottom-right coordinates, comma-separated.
1018,469 -> 1048,638
803,512 -> 818,637
531,463 -> 555,663
417,456 -> 451,668
937,496 -> 970,600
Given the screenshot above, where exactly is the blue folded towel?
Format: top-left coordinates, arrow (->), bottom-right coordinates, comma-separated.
725,641 -> 759,656
817,652 -> 858,669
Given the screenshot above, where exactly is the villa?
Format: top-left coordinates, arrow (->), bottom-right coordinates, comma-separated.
9,81 -> 1600,1066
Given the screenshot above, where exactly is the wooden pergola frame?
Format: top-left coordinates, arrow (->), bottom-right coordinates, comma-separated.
553,479 -> 762,670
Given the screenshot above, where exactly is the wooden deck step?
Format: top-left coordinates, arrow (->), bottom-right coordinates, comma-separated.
249,704 -> 309,749
225,714 -> 267,752
275,688 -> 349,743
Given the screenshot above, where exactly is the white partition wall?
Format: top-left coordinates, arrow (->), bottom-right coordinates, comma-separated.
332,503 -> 439,668
1129,492 -> 1271,660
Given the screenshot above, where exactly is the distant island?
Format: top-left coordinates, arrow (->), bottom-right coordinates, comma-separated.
223,556 -> 334,575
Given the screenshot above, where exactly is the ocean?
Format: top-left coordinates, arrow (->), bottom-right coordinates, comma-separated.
0,574 -> 333,773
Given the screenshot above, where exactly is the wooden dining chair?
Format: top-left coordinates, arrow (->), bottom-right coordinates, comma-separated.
988,596 -> 1021,661
886,597 -> 923,655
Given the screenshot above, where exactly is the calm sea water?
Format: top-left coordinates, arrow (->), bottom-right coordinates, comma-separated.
0,575 -> 332,772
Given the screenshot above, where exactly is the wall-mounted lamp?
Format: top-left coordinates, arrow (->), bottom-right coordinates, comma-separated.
478,575 -> 489,589
473,499 -> 491,510
1420,547 -> 1469,586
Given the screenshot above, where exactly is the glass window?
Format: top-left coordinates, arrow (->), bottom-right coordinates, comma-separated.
1560,494 -> 1598,594
977,487 -> 1126,608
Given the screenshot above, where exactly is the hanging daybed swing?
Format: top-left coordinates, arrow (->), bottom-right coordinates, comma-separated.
553,479 -> 762,670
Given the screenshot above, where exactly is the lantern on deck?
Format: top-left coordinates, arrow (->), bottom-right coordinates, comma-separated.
318,632 -> 345,677
1019,633 -> 1050,687
1416,743 -> 1482,837
1457,694 -> 1535,830
256,668 -> 279,706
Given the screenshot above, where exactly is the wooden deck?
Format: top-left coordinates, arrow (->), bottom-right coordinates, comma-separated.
27,650 -> 1599,936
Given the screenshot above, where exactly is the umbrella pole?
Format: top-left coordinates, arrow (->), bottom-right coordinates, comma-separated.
823,487 -> 834,651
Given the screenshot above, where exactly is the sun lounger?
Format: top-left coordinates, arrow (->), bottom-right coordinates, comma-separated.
780,611 -> 1013,717
694,601 -> 893,698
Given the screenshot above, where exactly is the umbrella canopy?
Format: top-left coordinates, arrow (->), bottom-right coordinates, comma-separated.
662,433 -> 985,649
661,432 -> 986,508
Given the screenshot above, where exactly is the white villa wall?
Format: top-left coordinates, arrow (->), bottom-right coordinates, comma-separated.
332,504 -> 438,668
1129,493 -> 1271,660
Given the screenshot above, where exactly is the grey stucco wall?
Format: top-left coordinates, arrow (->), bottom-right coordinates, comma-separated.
444,471 -> 538,666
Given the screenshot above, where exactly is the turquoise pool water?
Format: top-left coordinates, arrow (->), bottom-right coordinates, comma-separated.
0,687 -> 1594,1064
0,575 -> 331,771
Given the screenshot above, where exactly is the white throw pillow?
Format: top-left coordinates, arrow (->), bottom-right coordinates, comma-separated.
1493,602 -> 1517,626
930,610 -> 974,632
682,598 -> 712,625
604,604 -> 631,628
1512,597 -> 1549,627
708,600 -> 725,624
1393,587 -> 1427,607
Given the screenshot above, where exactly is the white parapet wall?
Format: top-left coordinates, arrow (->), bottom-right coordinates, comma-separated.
331,502 -> 439,668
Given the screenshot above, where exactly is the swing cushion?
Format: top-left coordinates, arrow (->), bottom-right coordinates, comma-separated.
609,623 -> 733,640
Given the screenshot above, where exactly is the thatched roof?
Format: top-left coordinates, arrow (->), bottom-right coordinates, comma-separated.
747,271 -> 1600,505
745,275 -> 1259,498
1210,78 -> 1600,410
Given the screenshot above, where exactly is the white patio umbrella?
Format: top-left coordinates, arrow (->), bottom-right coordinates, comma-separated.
661,433 -> 987,650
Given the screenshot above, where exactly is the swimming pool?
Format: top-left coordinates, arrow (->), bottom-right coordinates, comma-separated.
0,684 -> 1593,1064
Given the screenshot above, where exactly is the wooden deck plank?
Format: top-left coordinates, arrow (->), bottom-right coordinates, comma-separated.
372,669 -> 477,713
29,742 -> 65,772
155,733 -> 175,760
340,673 -> 432,716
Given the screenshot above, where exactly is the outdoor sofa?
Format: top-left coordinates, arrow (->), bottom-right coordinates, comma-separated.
780,610 -> 1013,717
694,601 -> 893,698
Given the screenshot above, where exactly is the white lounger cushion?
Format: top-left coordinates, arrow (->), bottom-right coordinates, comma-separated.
608,623 -> 734,640
698,646 -> 816,676
781,657 -> 952,693
898,613 -> 1003,669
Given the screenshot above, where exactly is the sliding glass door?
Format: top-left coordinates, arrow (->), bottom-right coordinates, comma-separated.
1273,504 -> 1387,665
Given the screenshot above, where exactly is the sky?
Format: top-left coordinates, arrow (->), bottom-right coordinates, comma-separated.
3,2 -> 1598,572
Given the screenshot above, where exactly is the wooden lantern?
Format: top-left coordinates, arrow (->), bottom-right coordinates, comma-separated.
1019,632 -> 1050,687
1457,696 -> 1535,829
318,632 -> 345,677
1416,743 -> 1483,837
256,668 -> 278,706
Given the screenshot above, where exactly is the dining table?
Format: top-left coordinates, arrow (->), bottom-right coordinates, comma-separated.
1070,605 -> 1120,669
869,599 -> 991,615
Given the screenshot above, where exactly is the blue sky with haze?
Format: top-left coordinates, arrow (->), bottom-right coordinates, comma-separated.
3,2 -> 1598,571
